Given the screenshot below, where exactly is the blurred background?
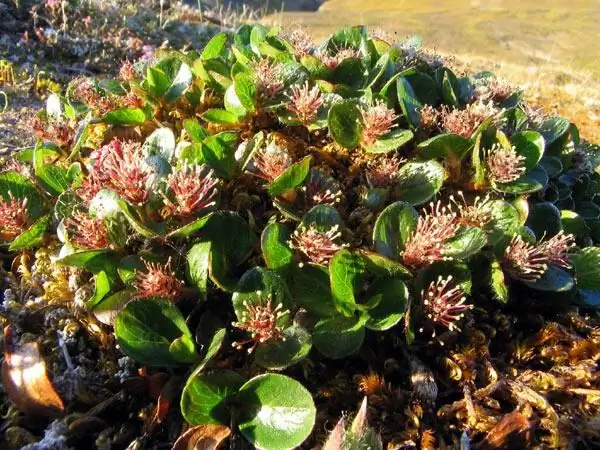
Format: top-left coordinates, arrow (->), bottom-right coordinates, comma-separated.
1,0 -> 599,144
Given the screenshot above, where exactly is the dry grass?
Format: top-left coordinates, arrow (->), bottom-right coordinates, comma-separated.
263,0 -> 600,142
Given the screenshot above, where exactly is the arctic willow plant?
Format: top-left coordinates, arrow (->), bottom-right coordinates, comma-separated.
3,24 -> 600,449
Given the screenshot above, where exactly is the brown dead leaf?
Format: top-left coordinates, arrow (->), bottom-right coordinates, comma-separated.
481,410 -> 532,449
145,375 -> 182,434
171,424 -> 231,450
1,325 -> 64,418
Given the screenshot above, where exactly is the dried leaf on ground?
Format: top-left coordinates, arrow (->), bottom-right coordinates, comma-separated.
1,325 -> 64,418
171,424 -> 231,450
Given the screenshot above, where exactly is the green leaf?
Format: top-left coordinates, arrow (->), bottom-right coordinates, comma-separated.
328,101 -> 361,149
143,127 -> 176,161
9,214 -> 51,250
361,251 -> 412,279
261,222 -> 294,270
254,325 -> 312,370
494,165 -> 548,194
300,55 -> 332,79
397,76 -> 421,127
236,374 -> 316,450
490,259 -> 509,303
224,84 -> 248,118
526,202 -> 561,238
184,119 -> 210,142
560,210 -> 590,239
510,131 -> 544,171
146,66 -> 171,98
415,261 -> 473,296
301,204 -> 342,230
92,289 -> 131,326
364,277 -> 408,330
201,109 -> 240,125
538,117 -> 570,147
181,370 -> 245,425
114,298 -> 197,367
443,226 -> 487,259
233,73 -> 258,112
201,32 -> 230,60
165,62 -> 193,103
102,108 -> 147,126
268,156 -> 312,197
329,250 -> 367,316
572,248 -> 600,291
364,129 -> 413,154
481,199 -> 521,244
521,266 -> 574,292
34,148 -> 70,196
187,242 -> 212,301
68,115 -> 90,160
291,264 -> 337,318
202,132 -> 238,179
331,58 -> 364,88
202,212 -> 257,290
313,315 -> 365,359
417,133 -> 472,160
395,160 -> 445,205
232,268 -> 292,330
373,201 -> 418,260
118,200 -> 159,238
167,214 -> 212,238
0,171 -> 45,220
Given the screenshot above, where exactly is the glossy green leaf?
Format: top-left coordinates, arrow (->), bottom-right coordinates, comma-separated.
236,374 -> 316,450
526,202 -> 561,238
572,248 -> 600,291
522,266 -> 574,292
443,226 -> 487,259
202,132 -> 238,179
254,325 -> 312,370
9,214 -> 51,250
364,129 -> 413,154
181,370 -> 245,425
187,241 -> 212,301
313,315 -> 365,359
329,250 -> 367,316
201,109 -> 239,125
114,298 -> 197,367
268,156 -> 311,196
395,160 -> 445,205
328,101 -> 361,149
510,131 -> 544,171
373,201 -> 418,260
165,62 -> 193,103
291,264 -> 337,318
0,171 -> 46,220
102,108 -> 147,125
233,73 -> 257,112
417,133 -> 472,160
261,222 -> 294,270
364,277 -> 408,330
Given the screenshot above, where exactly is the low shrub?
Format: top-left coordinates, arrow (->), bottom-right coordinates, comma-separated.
2,24 -> 599,448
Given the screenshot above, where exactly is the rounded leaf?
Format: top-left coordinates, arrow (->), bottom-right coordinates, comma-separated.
373,201 -> 418,260
261,223 -> 294,270
328,101 -> 361,149
236,374 -> 316,450
181,370 -> 246,425
364,278 -> 408,330
313,315 -> 365,359
254,325 -> 312,370
395,160 -> 445,205
114,298 -> 197,367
